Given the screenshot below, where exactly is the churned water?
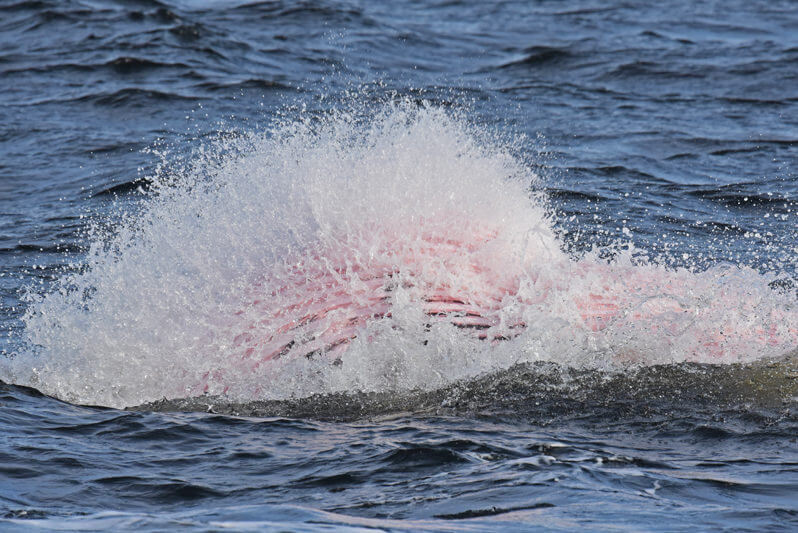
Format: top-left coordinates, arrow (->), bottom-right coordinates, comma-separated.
1,1 -> 797,531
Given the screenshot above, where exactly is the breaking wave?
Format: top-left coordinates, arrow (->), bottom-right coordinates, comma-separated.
3,101 -> 796,408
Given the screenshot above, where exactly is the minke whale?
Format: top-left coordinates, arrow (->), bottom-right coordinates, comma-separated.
196,224 -> 798,394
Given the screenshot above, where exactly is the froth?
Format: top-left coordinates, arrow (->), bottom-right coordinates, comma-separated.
3,102 -> 796,408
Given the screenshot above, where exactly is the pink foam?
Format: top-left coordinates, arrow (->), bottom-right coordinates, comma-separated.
194,229 -> 797,394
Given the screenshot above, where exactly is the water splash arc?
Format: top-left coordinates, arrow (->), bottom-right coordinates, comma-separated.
4,103 -> 797,408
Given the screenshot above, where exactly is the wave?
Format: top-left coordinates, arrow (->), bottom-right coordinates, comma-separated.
496,46 -> 573,69
2,101 -> 796,408
133,354 -> 798,421
0,58 -> 192,76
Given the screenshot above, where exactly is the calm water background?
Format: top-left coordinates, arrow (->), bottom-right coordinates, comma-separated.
1,0 -> 797,530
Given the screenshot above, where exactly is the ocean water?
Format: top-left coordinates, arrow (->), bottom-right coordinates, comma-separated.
1,0 -> 797,530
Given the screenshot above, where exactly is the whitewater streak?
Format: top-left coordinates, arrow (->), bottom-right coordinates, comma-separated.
4,103 -> 797,408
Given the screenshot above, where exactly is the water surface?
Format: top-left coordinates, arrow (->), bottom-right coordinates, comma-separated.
1,0 -> 797,530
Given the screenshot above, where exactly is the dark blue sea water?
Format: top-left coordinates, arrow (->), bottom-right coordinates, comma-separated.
2,0 -> 798,530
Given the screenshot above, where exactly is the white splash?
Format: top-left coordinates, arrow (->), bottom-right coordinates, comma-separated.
3,102 -> 796,408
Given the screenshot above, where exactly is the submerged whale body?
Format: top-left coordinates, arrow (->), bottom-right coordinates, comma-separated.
235,230 -> 527,363
198,221 -> 798,395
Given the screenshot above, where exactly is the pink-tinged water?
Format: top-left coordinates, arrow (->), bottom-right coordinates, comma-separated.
196,229 -> 797,395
